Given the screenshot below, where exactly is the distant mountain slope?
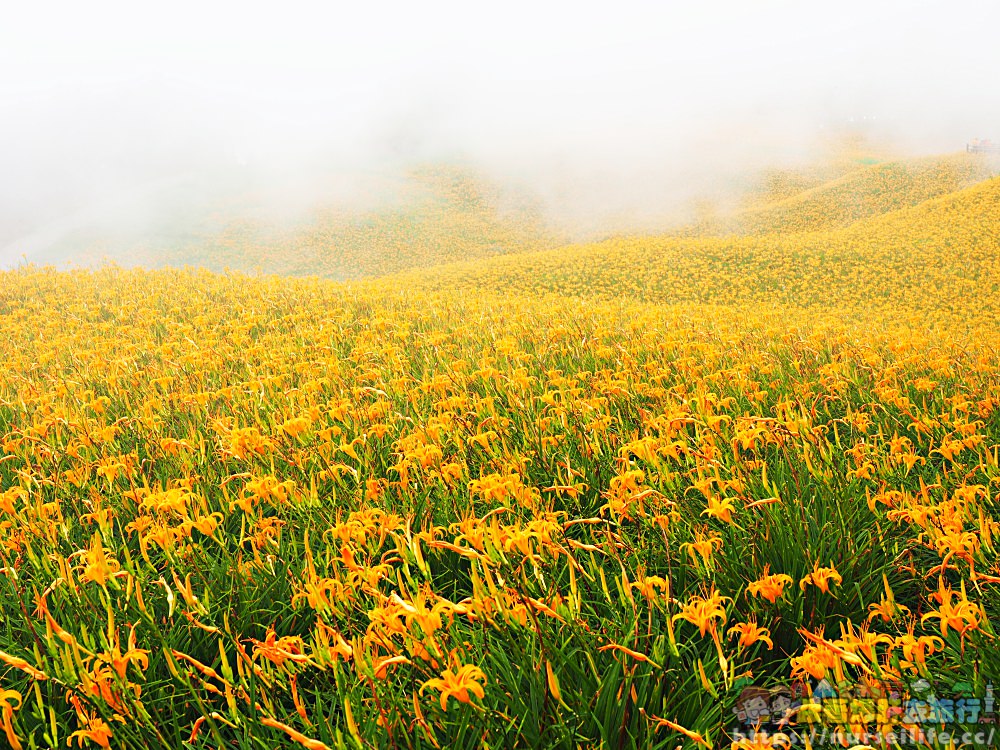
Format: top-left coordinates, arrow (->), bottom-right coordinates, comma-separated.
79,165 -> 561,278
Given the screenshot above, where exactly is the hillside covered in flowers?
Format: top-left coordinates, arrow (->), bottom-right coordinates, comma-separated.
1,151 -> 999,749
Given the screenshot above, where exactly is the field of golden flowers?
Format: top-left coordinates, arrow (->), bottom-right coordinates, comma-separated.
1,152 -> 999,749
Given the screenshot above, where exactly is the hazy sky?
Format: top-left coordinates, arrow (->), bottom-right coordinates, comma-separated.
2,0 -> 998,262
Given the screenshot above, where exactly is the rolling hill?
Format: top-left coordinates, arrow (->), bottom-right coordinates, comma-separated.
391,170 -> 1000,323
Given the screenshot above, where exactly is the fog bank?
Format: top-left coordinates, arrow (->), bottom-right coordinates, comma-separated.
2,0 -> 998,266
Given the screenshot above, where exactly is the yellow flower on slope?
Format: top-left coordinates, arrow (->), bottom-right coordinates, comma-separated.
69,715 -> 113,749
702,495 -> 736,524
672,588 -> 729,637
799,563 -> 842,594
747,567 -> 793,604
79,534 -> 121,587
728,621 -> 774,650
921,580 -> 983,639
249,627 -> 310,670
421,662 -> 487,710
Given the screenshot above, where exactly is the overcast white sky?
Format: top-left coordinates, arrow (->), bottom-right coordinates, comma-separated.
1,0 -> 998,262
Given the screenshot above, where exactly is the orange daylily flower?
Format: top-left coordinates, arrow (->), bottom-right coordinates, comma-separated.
79,534 -> 122,586
672,588 -> 729,637
728,620 -> 774,649
69,716 -> 113,749
249,627 -> 311,669
702,495 -> 736,524
921,580 -> 983,640
799,563 -> 842,594
747,567 -> 793,604
421,662 -> 487,710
